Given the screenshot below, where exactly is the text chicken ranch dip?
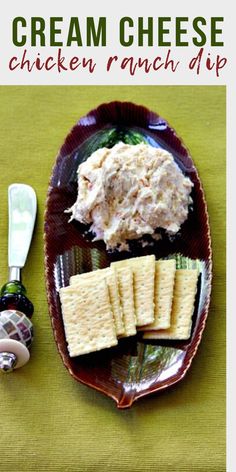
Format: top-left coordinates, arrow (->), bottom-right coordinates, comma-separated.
69,142 -> 193,251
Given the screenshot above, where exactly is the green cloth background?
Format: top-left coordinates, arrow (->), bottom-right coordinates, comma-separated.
0,86 -> 225,472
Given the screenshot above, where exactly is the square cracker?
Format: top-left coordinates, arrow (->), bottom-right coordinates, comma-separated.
114,266 -> 136,337
111,255 -> 155,326
141,259 -> 176,330
59,279 -> 118,357
70,268 -> 124,336
143,269 -> 198,340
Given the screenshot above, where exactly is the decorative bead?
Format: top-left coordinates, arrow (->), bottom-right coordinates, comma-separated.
0,310 -> 33,348
0,339 -> 30,370
0,281 -> 26,296
0,293 -> 34,318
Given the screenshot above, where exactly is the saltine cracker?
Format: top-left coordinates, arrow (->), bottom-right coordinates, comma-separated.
141,259 -> 176,330
143,269 -> 198,340
114,266 -> 136,337
70,267 -> 124,336
111,255 -> 155,326
59,279 -> 117,356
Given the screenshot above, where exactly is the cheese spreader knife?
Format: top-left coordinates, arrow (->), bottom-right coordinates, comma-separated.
0,184 -> 37,373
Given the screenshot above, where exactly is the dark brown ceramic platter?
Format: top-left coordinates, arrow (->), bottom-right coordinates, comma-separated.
44,101 -> 212,408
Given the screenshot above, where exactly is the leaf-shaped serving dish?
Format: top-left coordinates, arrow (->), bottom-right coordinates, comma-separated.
44,101 -> 212,408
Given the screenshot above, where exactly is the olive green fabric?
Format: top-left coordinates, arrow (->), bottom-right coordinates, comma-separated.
0,86 -> 225,472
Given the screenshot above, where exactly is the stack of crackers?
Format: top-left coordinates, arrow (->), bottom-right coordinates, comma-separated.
59,255 -> 199,357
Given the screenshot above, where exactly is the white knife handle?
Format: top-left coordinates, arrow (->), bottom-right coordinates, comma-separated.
8,184 -> 37,281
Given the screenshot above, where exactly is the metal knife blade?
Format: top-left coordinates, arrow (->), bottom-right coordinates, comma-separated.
8,184 -> 37,277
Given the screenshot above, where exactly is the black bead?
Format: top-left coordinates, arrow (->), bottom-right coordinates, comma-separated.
0,293 -> 34,318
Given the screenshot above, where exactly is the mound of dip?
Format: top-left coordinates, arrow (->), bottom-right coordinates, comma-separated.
68,142 -> 193,251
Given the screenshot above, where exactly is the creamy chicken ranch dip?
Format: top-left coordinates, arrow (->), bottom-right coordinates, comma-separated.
68,142 -> 193,251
